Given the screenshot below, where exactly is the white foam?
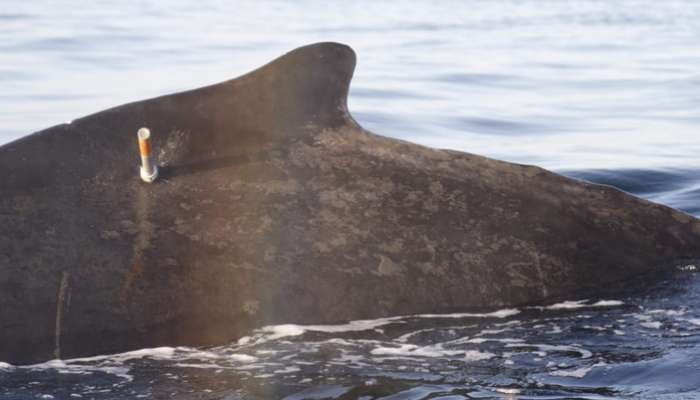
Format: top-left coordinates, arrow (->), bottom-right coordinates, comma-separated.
62,346 -> 177,364
647,309 -> 686,316
111,346 -> 178,362
507,343 -> 592,359
583,325 -> 607,331
27,359 -> 133,381
230,354 -> 258,363
478,328 -> 510,335
185,349 -> 222,359
241,317 -> 402,345
640,321 -> 662,329
256,324 -> 307,341
18,346 -> 244,382
305,318 -> 401,333
396,325 -> 475,343
370,344 -> 462,358
273,366 -> 301,374
332,354 -> 369,367
0,361 -> 13,369
240,309 -> 519,346
173,363 -> 223,369
457,337 -> 524,345
254,349 -> 279,355
234,364 -> 266,371
543,300 -> 588,310
412,308 -> 521,319
237,336 -> 252,345
538,299 -> 624,310
591,300 -> 624,307
547,324 -> 563,334
369,342 -> 499,362
396,328 -> 435,343
549,362 -> 606,378
464,350 -> 496,361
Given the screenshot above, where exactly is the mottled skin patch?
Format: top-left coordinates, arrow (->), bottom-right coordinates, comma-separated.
377,255 -> 402,276
1,42 -> 700,365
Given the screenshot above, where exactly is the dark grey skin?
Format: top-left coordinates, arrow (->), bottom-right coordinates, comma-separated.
1,42 -> 699,365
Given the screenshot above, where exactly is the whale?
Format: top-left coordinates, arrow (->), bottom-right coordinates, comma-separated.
1,42 -> 700,365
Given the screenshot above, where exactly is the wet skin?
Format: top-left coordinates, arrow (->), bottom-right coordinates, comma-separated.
1,43 -> 699,365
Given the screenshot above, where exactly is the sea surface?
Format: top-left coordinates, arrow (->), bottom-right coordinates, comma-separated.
1,1 -> 700,399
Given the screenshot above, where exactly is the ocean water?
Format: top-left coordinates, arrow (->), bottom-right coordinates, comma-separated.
1,1 -> 700,398
5,273 -> 700,400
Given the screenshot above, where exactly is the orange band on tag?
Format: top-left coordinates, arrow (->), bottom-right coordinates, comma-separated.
139,138 -> 151,156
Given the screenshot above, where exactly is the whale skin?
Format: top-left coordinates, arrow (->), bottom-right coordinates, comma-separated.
1,42 -> 699,365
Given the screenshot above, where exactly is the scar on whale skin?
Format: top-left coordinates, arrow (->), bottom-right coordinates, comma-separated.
121,185 -> 154,306
54,271 -> 70,360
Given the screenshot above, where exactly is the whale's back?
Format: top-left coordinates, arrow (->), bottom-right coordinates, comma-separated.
1,42 -> 699,365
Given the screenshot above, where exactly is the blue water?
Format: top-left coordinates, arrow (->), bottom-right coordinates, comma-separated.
2,1 -> 700,398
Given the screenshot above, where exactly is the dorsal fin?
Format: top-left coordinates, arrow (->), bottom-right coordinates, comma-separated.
88,41 -> 357,152
131,41 -> 358,141
0,42 -> 358,185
